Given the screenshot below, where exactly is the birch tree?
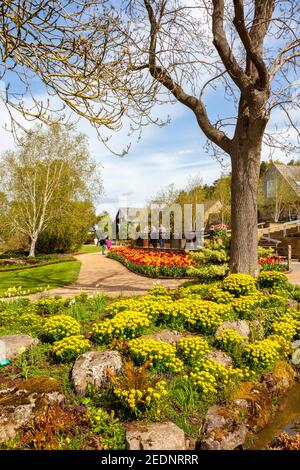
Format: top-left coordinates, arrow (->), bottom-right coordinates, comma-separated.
0,124 -> 102,257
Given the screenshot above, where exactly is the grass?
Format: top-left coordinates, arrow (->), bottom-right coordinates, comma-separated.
0,261 -> 81,296
78,245 -> 100,254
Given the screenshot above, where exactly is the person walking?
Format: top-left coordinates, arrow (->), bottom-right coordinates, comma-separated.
99,238 -> 107,255
106,236 -> 112,251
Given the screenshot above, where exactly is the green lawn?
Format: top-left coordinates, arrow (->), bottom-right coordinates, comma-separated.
0,260 -> 81,296
78,245 -> 100,254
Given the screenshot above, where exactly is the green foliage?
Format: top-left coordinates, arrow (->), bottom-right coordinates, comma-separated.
187,263 -> 228,281
258,246 -> 274,258
52,335 -> 90,362
257,271 -> 288,289
128,338 -> 183,373
92,310 -> 151,344
189,245 -> 228,265
84,404 -> 125,449
0,124 -> 102,257
222,273 -> 256,297
243,338 -> 282,372
177,336 -> 210,367
109,362 -> 167,418
36,201 -> 96,254
43,315 -> 81,342
215,329 -> 247,356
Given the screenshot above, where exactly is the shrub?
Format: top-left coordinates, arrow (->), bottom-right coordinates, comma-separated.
272,312 -> 299,341
222,273 -> 256,297
231,293 -> 264,319
206,287 -> 235,304
110,362 -> 167,417
85,405 -> 125,449
43,315 -> 81,342
243,338 -> 281,372
257,271 -> 288,289
52,335 -> 90,362
188,369 -> 218,400
215,329 -> 246,355
147,286 -> 171,296
32,297 -> 70,316
187,264 -> 228,281
128,338 -> 183,373
184,300 -> 232,334
177,336 -> 210,367
92,310 -> 151,344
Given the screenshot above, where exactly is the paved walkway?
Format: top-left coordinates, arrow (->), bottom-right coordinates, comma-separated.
29,252 -> 186,300
287,262 -> 300,285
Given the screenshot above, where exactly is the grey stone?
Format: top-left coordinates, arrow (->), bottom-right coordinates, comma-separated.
0,334 -> 39,360
0,377 -> 64,443
206,349 -> 233,368
126,421 -> 186,450
291,340 -> 300,350
72,350 -> 123,396
291,348 -> 300,366
143,329 -> 193,345
201,405 -> 248,450
215,320 -> 250,338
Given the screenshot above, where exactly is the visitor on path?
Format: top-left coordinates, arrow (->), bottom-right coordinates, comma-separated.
99,238 -> 107,255
159,224 -> 166,249
106,237 -> 112,250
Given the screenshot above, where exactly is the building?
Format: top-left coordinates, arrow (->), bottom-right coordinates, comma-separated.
262,163 -> 300,221
114,201 -> 223,241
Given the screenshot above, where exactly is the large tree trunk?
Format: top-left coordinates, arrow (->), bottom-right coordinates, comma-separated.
230,142 -> 261,276
29,235 -> 37,258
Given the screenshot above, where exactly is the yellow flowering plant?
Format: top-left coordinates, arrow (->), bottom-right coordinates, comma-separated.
257,271 -> 288,289
243,338 -> 282,372
128,338 -> 184,373
215,328 -> 247,355
109,362 -> 168,417
206,287 -> 235,304
52,335 -> 90,362
43,315 -> 81,342
92,310 -> 151,344
222,273 -> 256,297
176,336 -> 210,367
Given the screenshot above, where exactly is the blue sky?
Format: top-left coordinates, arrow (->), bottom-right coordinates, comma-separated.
0,72 -> 294,219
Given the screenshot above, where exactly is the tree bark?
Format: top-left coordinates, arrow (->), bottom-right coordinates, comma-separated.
230,142 -> 262,276
29,235 -> 37,258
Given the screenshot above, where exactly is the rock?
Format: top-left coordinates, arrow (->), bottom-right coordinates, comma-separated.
0,376 -> 63,443
126,421 -> 186,450
215,320 -> 250,338
0,334 -> 39,360
291,348 -> 300,366
232,381 -> 272,432
200,405 -> 248,450
143,329 -> 193,345
287,299 -> 298,310
206,349 -> 233,368
262,361 -> 295,395
291,340 -> 300,350
72,350 -> 122,396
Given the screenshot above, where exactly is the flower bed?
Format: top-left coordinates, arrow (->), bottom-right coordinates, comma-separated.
107,246 -> 194,277
0,273 -> 299,450
258,256 -> 289,272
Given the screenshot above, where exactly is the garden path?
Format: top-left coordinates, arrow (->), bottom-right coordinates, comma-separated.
29,252 -> 186,300
286,261 -> 300,285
